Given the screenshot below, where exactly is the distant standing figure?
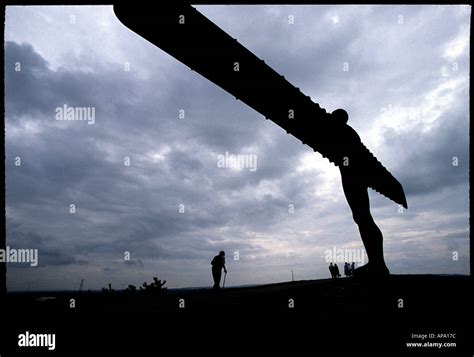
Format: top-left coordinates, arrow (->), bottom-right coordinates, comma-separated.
334,264 -> 341,278
329,262 -> 335,279
211,251 -> 227,289
350,262 -> 356,276
344,262 -> 350,277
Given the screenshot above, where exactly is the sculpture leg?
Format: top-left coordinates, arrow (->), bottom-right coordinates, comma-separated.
340,168 -> 389,275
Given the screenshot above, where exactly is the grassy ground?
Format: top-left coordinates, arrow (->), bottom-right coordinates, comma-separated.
2,274 -> 472,354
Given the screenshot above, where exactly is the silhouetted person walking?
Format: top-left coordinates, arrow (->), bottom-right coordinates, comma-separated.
211,251 -> 227,289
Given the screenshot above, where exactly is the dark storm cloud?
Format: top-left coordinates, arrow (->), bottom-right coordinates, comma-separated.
5,228 -> 87,268
383,109 -> 469,197
6,41 -> 117,120
5,39 -> 314,274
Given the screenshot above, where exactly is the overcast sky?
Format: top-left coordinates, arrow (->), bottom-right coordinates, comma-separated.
5,5 -> 470,291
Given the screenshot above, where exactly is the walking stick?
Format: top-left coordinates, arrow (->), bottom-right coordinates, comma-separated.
222,271 -> 227,289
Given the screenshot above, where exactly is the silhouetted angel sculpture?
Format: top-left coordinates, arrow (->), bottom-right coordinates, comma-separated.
114,4 -> 408,279
331,109 -> 391,277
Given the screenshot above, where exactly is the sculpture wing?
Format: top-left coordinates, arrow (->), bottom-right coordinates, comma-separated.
114,4 -> 407,208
